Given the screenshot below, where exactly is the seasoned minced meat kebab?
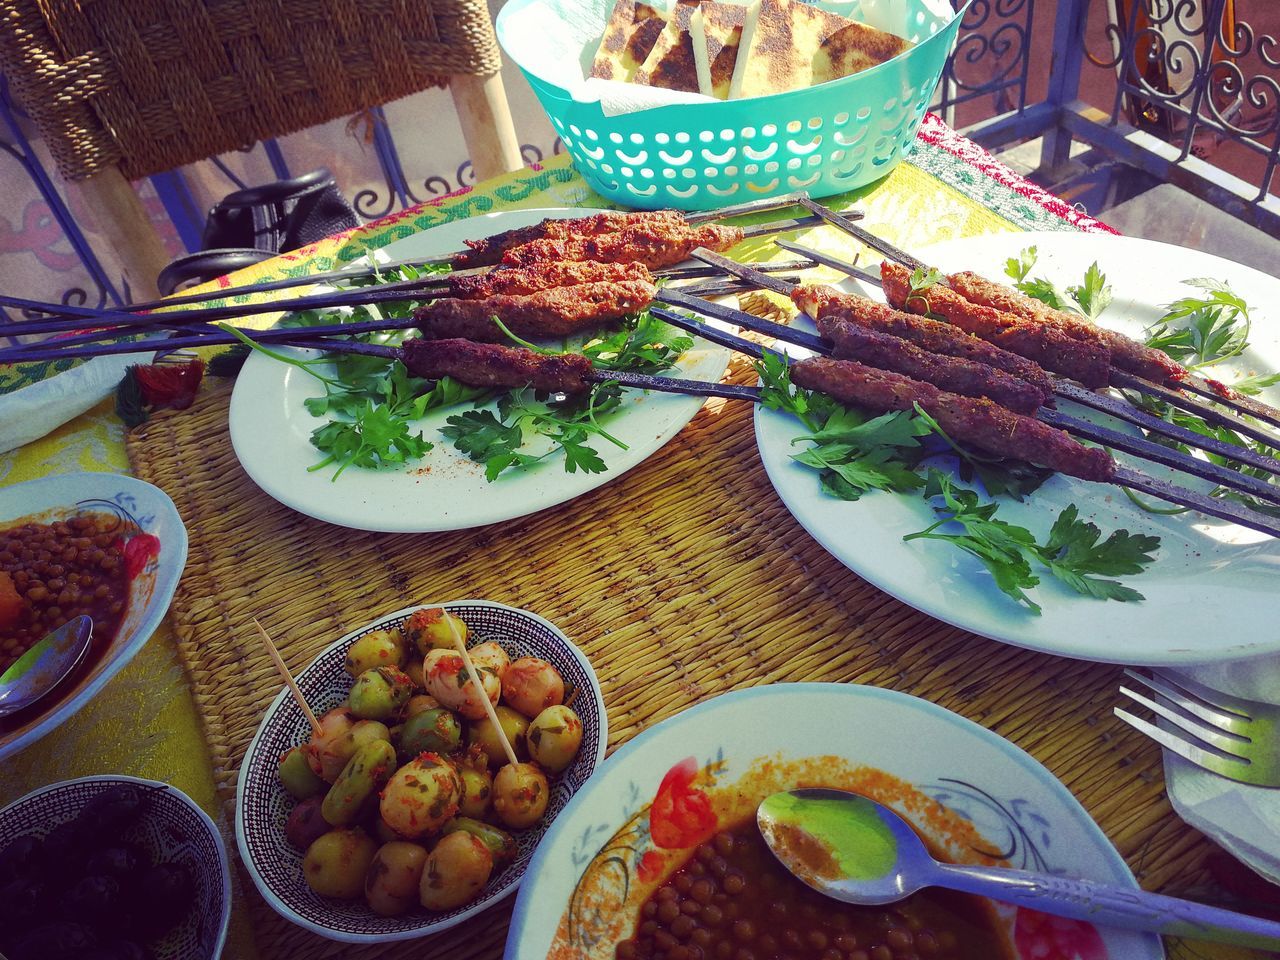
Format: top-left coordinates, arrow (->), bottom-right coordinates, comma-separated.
502,223 -> 745,271
453,210 -> 687,268
881,262 -> 1113,389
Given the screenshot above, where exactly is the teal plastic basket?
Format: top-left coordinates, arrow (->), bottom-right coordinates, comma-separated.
496,0 -> 966,211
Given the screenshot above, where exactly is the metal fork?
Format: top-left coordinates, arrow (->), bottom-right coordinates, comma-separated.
1115,670 -> 1280,788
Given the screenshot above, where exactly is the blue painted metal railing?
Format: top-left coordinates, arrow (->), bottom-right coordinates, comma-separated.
1,0 -> 1277,312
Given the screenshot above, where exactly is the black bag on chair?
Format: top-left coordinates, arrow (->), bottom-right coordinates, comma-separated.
157,168 -> 360,295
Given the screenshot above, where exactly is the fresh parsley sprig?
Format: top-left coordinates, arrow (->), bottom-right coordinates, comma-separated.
1004,246 -> 1112,320
906,471 -> 1159,613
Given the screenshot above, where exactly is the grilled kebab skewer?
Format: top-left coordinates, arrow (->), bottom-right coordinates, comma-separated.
398,334 -> 1280,537
794,200 -> 1280,431
692,244 -> 1280,479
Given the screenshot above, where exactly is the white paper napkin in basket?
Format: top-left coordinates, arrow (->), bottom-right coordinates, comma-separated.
1163,657 -> 1280,884
500,0 -> 955,117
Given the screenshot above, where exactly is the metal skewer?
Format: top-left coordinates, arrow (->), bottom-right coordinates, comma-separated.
756,239 -> 1280,474
656,290 -> 1280,508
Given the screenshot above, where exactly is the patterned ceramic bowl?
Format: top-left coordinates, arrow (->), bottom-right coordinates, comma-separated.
505,683 -> 1163,960
235,599 -> 607,942
0,473 -> 188,761
0,775 -> 231,960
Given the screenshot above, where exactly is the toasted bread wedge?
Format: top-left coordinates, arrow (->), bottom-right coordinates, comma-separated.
632,0 -> 702,93
813,18 -> 912,84
729,0 -> 910,99
691,1 -> 748,99
590,0 -> 669,83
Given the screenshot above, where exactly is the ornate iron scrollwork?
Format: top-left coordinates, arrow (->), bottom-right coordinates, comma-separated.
938,0 -> 1035,118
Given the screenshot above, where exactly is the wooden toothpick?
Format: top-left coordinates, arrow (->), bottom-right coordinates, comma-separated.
443,609 -> 519,768
253,617 -> 323,737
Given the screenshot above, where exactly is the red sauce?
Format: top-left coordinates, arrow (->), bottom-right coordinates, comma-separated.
616,818 -> 1012,960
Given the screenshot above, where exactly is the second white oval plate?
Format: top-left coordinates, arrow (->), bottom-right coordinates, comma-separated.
755,232 -> 1280,665
229,208 -> 730,532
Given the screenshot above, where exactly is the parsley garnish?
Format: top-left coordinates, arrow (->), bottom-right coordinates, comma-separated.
1143,277 -> 1252,368
905,471 -> 1159,613
1003,246 -> 1112,320
905,266 -> 944,313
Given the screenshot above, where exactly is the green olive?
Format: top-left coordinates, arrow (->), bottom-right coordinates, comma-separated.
322,739 -> 397,827
442,817 -> 516,868
303,708 -> 357,782
344,629 -> 407,677
303,828 -> 378,899
279,746 -> 327,799
398,708 -> 463,763
349,666 -> 415,722
492,762 -> 549,829
419,831 -> 492,911
403,693 -> 439,719
467,706 -> 529,769
457,765 -> 493,819
402,608 -> 468,658
379,753 -> 461,840
501,657 -> 565,718
527,705 -> 585,774
364,841 -> 429,916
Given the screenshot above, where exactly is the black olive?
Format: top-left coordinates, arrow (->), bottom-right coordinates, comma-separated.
81,942 -> 150,960
62,874 -> 122,922
84,844 -> 147,885
134,863 -> 193,936
40,819 -> 86,869
6,921 -> 98,960
0,874 -> 49,930
77,784 -> 148,836
0,835 -> 42,881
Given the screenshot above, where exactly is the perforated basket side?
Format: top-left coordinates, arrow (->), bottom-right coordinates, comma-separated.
509,1 -> 965,210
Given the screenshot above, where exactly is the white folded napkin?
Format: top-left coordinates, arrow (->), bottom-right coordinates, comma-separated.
0,353 -> 151,454
500,0 -> 952,117
1163,657 -> 1280,884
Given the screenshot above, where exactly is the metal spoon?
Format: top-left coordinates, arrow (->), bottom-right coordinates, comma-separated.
0,615 -> 93,718
757,788 -> 1280,951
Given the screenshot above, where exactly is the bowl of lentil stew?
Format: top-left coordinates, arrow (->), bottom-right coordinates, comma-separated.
0,473 -> 187,760
505,683 -> 1163,960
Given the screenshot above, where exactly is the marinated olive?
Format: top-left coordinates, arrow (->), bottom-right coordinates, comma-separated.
285,797 -> 331,851
62,875 -> 121,923
303,829 -> 378,899
403,660 -> 426,690
457,764 -> 493,819
311,718 -> 391,784
279,746 -> 327,799
492,762 -> 550,829
398,708 -> 463,762
136,863 -> 194,935
402,693 -> 439,719
441,817 -> 517,868
501,657 -> 565,718
467,641 -> 510,678
0,835 -> 41,881
0,874 -> 51,929
467,705 -> 529,768
41,819 -> 87,867
379,753 -> 462,839
402,608 -> 468,656
322,739 -> 397,827
348,666 -> 415,722
418,831 -> 492,911
372,817 -> 403,844
301,707 -> 356,781
527,704 -> 585,773
344,629 -> 407,677
422,649 -> 500,720
364,841 -> 429,917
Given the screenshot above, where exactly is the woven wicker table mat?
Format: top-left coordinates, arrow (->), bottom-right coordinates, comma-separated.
127,354 -> 1220,959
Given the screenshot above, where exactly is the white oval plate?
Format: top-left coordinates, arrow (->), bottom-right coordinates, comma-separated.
0,473 -> 187,760
236,599 -> 607,943
505,683 -> 1161,960
755,232 -> 1280,665
229,208 -> 730,532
